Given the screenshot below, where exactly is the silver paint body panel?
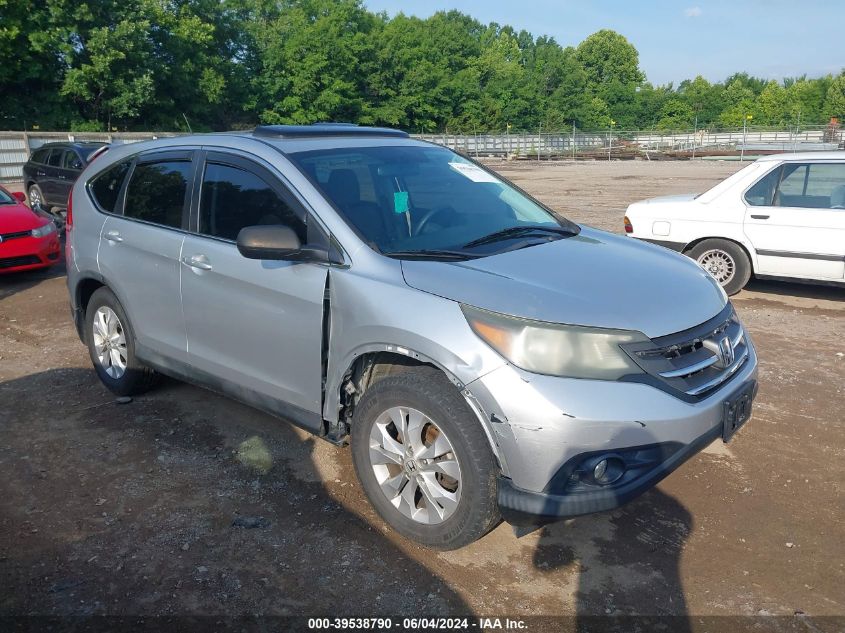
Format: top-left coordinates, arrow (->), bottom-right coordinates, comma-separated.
67,132 -> 757,496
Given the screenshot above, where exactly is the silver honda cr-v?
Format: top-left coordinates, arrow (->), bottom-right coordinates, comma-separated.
66,124 -> 758,549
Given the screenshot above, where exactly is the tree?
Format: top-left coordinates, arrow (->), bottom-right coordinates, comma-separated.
758,81 -> 789,125
249,0 -> 381,125
574,30 -> 644,89
718,79 -> 757,127
823,74 -> 845,119
60,16 -> 155,129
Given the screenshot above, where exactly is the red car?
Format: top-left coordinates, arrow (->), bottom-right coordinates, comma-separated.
0,185 -> 61,274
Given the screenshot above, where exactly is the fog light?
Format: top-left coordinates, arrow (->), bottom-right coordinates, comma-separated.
594,459 -> 608,481
592,456 -> 625,485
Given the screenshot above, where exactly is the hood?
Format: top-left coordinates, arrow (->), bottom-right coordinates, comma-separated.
400,227 -> 726,339
0,203 -> 44,233
637,193 -> 699,205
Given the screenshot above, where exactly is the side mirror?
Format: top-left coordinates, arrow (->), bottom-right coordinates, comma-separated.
237,225 -> 302,260
12,191 -> 27,204
237,225 -> 345,264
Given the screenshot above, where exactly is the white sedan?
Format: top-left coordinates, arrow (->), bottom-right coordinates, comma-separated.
624,152 -> 845,294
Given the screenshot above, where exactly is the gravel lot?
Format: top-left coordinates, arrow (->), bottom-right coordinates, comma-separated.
1,160 -> 843,621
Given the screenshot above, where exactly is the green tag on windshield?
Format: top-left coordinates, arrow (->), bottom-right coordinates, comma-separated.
393,191 -> 409,214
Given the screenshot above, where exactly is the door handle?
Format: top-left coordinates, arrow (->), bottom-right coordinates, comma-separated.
104,230 -> 123,243
750,214 -> 770,220
181,255 -> 212,271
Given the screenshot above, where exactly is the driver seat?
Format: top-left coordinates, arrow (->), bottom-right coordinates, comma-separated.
324,169 -> 388,244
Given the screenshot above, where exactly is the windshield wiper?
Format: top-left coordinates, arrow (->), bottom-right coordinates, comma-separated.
463,225 -> 576,249
383,249 -> 477,261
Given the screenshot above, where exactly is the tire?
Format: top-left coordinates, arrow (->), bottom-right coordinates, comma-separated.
84,287 -> 159,396
687,239 -> 751,296
27,184 -> 44,209
350,367 -> 501,550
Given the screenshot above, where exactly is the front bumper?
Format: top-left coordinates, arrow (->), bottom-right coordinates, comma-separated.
0,234 -> 61,274
466,340 -> 758,524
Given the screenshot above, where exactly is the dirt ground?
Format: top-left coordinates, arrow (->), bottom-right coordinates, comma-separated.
1,161 -> 843,623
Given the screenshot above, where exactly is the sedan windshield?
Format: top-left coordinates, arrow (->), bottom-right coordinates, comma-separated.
286,145 -> 579,257
0,189 -> 15,205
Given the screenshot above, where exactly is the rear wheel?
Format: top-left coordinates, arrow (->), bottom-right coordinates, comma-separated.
85,287 -> 159,396
350,367 -> 501,549
688,239 -> 751,295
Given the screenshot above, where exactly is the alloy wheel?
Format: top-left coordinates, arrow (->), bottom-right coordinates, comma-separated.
697,248 -> 736,286
368,406 -> 462,525
28,187 -> 42,208
92,306 -> 128,379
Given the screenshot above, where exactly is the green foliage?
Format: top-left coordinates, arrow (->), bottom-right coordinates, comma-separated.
0,1 -> 841,132
824,75 -> 845,118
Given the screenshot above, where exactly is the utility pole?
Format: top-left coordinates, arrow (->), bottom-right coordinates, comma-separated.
692,102 -> 701,159
740,114 -> 752,162
572,121 -> 576,160
538,123 -> 541,162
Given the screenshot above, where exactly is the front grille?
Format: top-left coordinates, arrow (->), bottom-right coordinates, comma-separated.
0,230 -> 32,241
622,304 -> 750,399
0,255 -> 41,269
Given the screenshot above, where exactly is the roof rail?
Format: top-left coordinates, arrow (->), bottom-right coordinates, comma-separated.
253,123 -> 409,139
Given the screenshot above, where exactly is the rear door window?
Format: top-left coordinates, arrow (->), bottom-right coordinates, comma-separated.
775,163 -> 845,209
46,150 -> 64,167
198,161 -> 307,243
88,161 -> 132,213
123,160 -> 192,228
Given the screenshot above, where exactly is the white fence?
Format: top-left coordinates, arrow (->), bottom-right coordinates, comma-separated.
2,126 -> 842,183
417,127 -> 843,158
0,131 -> 180,183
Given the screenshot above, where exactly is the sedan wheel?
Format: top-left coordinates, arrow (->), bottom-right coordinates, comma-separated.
368,406 -> 462,525
92,306 -> 128,379
696,248 -> 736,286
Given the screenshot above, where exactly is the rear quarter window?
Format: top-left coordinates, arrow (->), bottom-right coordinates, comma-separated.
123,160 -> 191,228
30,149 -> 49,164
88,161 -> 132,213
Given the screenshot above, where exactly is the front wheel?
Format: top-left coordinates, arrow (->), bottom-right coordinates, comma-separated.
688,239 -> 751,296
350,367 -> 501,549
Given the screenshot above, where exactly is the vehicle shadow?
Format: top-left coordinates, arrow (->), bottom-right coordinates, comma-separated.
529,427 -> 694,630
741,277 -> 845,302
0,367 -> 473,618
0,250 -> 66,301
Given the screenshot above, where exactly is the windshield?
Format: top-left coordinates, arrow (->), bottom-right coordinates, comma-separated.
287,144 -> 578,257
0,188 -> 15,205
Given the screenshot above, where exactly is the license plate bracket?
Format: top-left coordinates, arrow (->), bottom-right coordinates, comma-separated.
722,381 -> 756,442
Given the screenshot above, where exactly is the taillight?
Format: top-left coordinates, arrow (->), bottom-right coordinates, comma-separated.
623,215 -> 633,233
66,189 -> 73,231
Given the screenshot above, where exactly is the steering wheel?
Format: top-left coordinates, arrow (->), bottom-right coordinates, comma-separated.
414,206 -> 453,236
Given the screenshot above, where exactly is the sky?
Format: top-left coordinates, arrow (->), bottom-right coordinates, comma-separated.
363,0 -> 844,86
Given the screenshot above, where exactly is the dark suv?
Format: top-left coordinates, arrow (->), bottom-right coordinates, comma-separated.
23,142 -> 108,212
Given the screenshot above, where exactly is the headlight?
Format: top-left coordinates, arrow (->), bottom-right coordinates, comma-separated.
31,222 -> 57,237
462,305 -> 648,380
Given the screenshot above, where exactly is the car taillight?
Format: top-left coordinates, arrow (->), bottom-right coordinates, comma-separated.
623,215 -> 633,233
66,189 -> 73,231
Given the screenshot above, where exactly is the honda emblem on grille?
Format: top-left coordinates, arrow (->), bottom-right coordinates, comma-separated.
703,335 -> 735,369
717,336 -> 734,368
